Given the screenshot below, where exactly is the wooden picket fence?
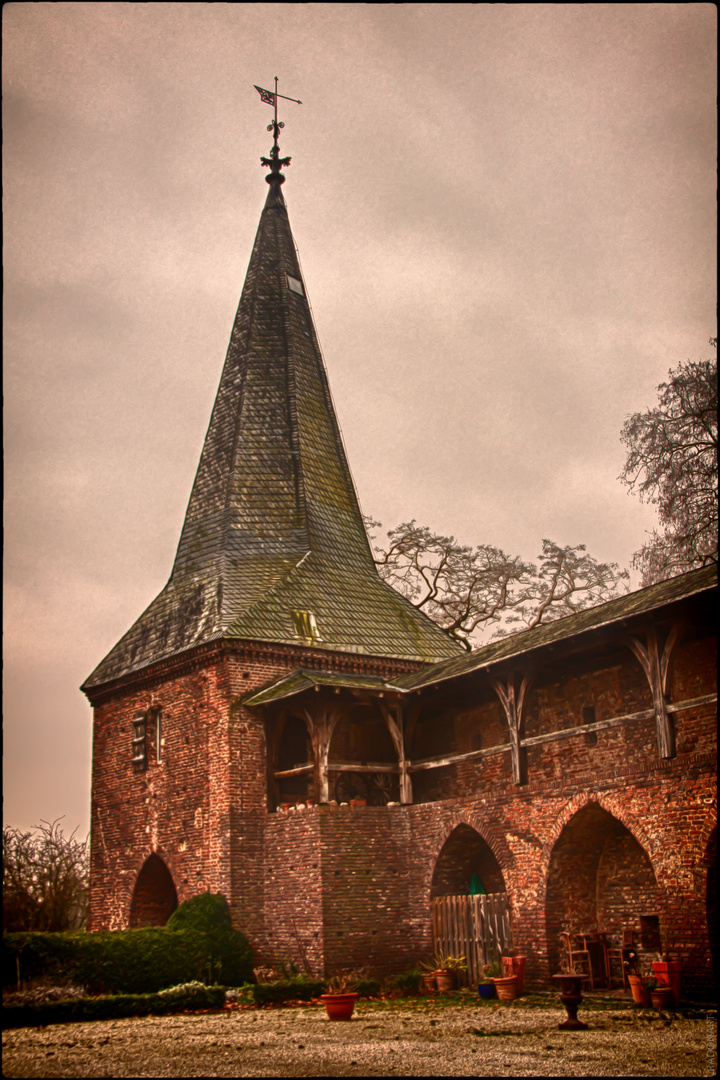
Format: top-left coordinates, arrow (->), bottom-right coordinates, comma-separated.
432,893 -> 512,986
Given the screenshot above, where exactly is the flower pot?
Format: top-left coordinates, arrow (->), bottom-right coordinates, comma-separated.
478,982 -> 496,999
650,984 -> 673,1011
434,969 -> 456,992
627,974 -> 652,1007
652,962 -> 682,1007
420,973 -> 437,993
321,992 -> 358,1020
349,798 -> 367,808
552,974 -> 588,1030
502,956 -> 526,996
492,975 -> 518,1002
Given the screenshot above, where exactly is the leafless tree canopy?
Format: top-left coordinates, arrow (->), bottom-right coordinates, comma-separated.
366,519 -> 629,651
620,340 -> 718,586
3,819 -> 89,933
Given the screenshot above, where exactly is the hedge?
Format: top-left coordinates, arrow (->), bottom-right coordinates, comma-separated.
3,983 -> 226,1029
2,893 -> 253,995
252,977 -> 324,1005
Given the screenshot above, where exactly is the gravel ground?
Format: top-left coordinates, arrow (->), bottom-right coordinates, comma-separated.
2,999 -> 715,1078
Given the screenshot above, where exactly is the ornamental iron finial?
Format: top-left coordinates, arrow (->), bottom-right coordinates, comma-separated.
254,77 -> 301,188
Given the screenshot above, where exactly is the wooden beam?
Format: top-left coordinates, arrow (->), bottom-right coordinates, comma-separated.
625,620 -> 686,759
489,667 -> 534,785
379,702 -> 413,804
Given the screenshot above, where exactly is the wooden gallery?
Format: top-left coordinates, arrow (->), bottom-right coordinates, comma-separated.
82,126 -> 717,999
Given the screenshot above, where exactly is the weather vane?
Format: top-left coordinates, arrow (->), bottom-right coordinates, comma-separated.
254,78 -> 302,188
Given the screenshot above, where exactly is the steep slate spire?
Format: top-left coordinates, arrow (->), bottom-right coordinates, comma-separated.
83,130 -> 461,690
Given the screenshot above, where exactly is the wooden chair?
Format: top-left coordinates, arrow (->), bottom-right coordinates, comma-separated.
605,929 -> 634,989
560,932 -> 593,989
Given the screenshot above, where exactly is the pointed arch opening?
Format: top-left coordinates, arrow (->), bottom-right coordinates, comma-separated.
431,823 -> 506,898
545,802 -> 660,977
129,854 -> 178,928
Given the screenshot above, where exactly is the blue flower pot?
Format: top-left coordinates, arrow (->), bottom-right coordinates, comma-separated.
478,983 -> 496,999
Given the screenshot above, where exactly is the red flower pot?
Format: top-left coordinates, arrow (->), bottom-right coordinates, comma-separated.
434,969 -> 456,992
492,975 -> 518,1001
321,993 -> 358,1020
650,984 -> 673,1010
628,974 -> 652,1007
652,962 -> 682,1007
502,956 -> 526,996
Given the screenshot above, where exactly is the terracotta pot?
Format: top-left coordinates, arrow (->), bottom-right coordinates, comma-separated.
502,956 -> 526,996
628,974 -> 652,1007
652,962 -> 682,1007
492,975 -> 518,1001
349,798 -> 367,808
321,992 -> 358,1021
420,973 -> 437,993
434,969 -> 456,992
477,982 -> 496,999
650,984 -> 673,1010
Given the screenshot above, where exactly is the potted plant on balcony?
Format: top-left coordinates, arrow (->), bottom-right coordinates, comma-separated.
320,972 -> 360,1020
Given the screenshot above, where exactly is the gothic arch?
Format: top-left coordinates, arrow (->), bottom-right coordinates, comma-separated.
129,851 -> 179,928
426,813 -> 511,902
543,798 -> 659,976
431,823 -> 507,900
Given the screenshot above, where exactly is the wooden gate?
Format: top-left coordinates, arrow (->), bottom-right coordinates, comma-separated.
432,893 -> 512,986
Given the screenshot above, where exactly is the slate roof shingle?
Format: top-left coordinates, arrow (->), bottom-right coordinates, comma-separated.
82,182 -> 462,692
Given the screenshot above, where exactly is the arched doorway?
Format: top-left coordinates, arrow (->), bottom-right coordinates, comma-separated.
431,823 -> 506,898
430,824 -> 510,983
545,802 -> 659,977
129,854 -> 178,928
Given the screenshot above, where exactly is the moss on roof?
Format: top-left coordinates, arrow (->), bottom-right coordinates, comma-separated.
83,185 -> 461,692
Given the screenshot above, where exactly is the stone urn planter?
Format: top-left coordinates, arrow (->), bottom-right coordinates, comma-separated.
652,961 -> 682,1007
502,955 -> 526,996
492,974 -> 518,1002
650,984 -> 673,1011
320,993 -> 359,1021
627,974 -> 652,1007
552,974 -> 588,1030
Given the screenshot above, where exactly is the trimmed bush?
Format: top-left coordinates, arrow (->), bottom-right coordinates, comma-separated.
3,893 -> 253,995
356,977 -> 381,998
3,983 -> 226,1029
253,977 -> 324,1005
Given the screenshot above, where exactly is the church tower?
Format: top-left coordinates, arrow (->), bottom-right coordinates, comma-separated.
82,92 -> 460,944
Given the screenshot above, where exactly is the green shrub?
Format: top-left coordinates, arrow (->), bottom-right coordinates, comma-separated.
356,977 -> 381,998
252,976 -> 324,1005
392,967 -> 422,994
3,983 -> 226,1029
3,893 -> 253,995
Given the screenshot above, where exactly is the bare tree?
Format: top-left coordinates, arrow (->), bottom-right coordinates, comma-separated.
367,519 -> 629,650
3,819 -> 89,932
620,341 -> 717,586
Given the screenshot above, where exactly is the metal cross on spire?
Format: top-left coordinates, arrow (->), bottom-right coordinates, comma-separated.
255,78 -> 302,189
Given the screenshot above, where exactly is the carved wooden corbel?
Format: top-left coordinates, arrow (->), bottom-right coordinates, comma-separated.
489,667 -> 535,785
379,700 -> 412,804
624,620 -> 686,759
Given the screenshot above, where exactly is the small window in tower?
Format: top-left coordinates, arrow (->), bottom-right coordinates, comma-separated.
287,274 -> 305,297
291,609 -> 320,641
132,714 -> 148,773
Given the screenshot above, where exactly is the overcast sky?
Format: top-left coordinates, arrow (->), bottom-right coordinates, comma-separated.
3,3 -> 716,837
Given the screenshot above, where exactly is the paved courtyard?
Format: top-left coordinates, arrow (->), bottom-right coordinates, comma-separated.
3,998 -> 716,1077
